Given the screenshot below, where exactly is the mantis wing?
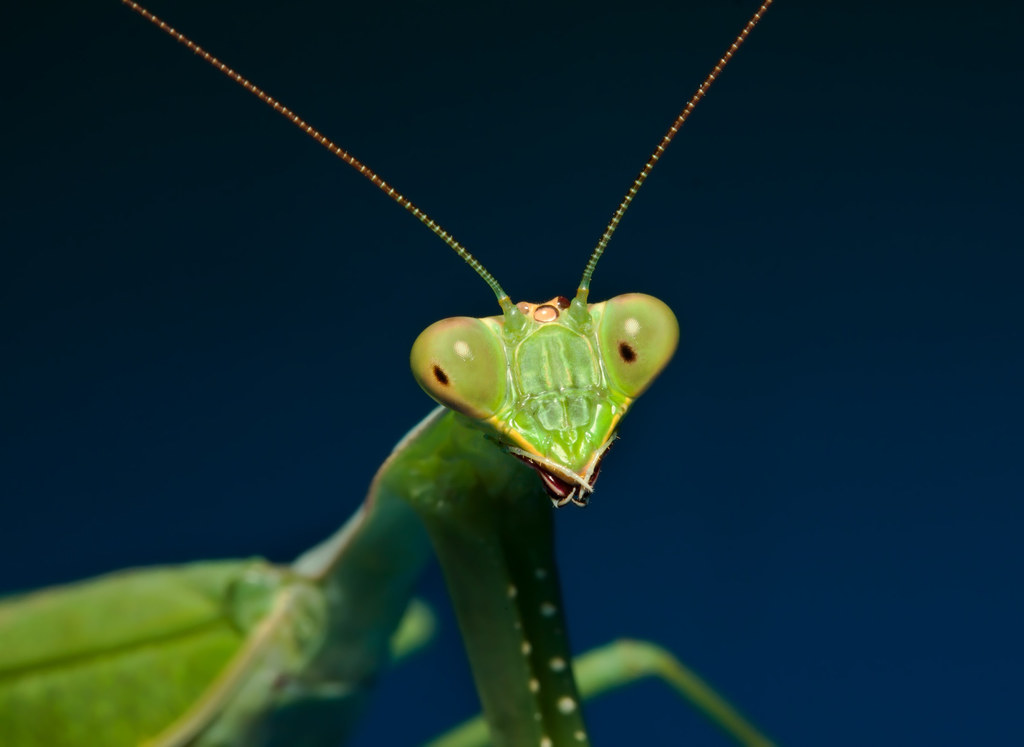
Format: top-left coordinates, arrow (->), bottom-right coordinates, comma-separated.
0,559 -> 323,746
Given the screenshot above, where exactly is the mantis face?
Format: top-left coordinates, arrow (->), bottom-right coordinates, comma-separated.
411,292 -> 678,506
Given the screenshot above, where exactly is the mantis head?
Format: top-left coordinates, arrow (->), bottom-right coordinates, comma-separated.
411,291 -> 678,506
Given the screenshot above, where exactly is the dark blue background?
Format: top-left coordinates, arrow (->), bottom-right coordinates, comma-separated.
2,1 -> 1021,744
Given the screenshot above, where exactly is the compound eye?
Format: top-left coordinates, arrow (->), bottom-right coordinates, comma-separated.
596,293 -> 679,399
410,317 -> 508,419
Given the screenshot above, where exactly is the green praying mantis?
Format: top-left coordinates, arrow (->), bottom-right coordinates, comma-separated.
0,1 -> 778,745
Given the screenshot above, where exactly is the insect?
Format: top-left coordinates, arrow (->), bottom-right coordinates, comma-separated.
0,1 -> 777,745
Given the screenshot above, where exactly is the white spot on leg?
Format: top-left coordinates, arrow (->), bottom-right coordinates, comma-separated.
558,696 -> 577,714
541,738 -> 552,747
540,601 -> 557,617
574,729 -> 587,741
529,678 -> 540,693
549,656 -> 566,672
521,640 -> 532,655
507,584 -> 517,599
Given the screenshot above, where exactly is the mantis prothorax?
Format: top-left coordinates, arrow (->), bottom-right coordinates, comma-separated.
0,1 -> 777,745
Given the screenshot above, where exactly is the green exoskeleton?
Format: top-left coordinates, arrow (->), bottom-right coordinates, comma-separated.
0,1 -> 777,745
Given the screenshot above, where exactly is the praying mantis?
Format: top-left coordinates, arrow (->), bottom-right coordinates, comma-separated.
0,1 -> 781,744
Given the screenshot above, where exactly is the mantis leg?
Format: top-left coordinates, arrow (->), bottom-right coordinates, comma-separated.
426,639 -> 775,747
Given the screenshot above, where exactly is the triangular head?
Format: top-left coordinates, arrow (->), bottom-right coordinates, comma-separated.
411,292 -> 677,506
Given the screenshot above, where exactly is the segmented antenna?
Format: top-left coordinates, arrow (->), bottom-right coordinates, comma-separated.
121,0 -> 510,306
576,0 -> 775,302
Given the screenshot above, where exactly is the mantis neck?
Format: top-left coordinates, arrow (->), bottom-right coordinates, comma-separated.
295,407 -> 588,745
395,409 -> 590,746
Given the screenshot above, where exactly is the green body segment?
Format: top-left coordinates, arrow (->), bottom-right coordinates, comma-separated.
382,407 -> 591,746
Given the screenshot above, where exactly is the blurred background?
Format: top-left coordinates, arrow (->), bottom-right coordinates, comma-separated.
2,1 -> 1021,744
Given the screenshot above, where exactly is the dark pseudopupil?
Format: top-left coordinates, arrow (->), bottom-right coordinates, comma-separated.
618,342 -> 637,363
433,365 -> 450,386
